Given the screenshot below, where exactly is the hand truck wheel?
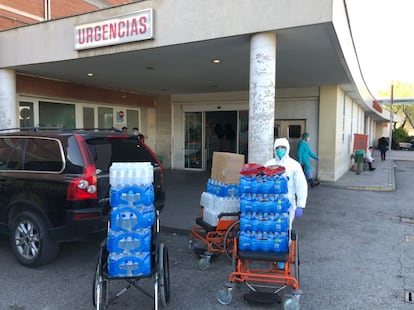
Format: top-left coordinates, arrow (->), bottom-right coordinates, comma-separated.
92,245 -> 109,310
158,243 -> 171,307
217,288 -> 232,305
223,220 -> 240,261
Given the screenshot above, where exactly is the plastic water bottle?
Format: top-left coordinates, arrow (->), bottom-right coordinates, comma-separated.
273,174 -> 288,194
108,252 -> 152,277
251,231 -> 262,251
240,212 -> 252,231
109,162 -> 120,189
238,231 -> 252,251
274,195 -> 291,213
240,193 -> 251,212
110,206 -> 139,231
206,179 -> 213,194
239,175 -> 251,194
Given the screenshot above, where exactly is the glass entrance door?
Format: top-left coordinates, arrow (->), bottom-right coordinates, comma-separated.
184,112 -> 203,169
274,119 -> 305,160
205,111 -> 238,170
184,110 -> 245,170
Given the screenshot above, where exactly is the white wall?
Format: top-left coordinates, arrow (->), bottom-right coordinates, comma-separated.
0,0 -> 334,67
171,88 -> 319,170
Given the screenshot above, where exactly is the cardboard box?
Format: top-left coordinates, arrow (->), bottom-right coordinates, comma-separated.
211,152 -> 245,184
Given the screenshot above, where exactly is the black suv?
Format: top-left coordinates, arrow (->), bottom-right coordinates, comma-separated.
0,128 -> 165,267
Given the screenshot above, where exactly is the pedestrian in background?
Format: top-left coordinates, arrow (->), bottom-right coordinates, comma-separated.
378,137 -> 388,161
364,146 -> 376,171
297,132 -> 320,187
138,133 -> 145,143
132,127 -> 139,136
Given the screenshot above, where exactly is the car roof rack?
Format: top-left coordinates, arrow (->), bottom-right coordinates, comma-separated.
0,127 -> 64,132
0,127 -> 124,133
68,127 -> 123,133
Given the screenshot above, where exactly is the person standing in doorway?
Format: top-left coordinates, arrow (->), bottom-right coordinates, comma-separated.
297,132 -> 320,187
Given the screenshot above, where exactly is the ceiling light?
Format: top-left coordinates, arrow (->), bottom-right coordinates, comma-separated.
87,73 -> 94,77
212,59 -> 221,64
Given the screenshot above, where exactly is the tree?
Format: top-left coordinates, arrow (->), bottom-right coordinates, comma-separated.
378,81 -> 414,132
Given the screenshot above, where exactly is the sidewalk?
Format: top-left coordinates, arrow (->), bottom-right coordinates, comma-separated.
160,150 -> 414,232
322,150 -> 395,191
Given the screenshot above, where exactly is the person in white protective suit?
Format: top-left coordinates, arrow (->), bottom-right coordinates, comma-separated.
264,138 -> 308,224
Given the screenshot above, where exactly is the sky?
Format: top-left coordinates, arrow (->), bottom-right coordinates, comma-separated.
346,0 -> 414,98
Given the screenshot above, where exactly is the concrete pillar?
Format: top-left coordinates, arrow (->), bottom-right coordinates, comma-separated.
248,32 -> 276,164
318,85 -> 341,181
0,69 -> 17,129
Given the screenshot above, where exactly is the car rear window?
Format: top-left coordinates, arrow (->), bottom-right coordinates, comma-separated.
87,137 -> 156,172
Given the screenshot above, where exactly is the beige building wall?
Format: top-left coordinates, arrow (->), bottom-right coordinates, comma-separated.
318,85 -> 371,181
319,86 -> 345,181
143,107 -> 156,151
155,95 -> 172,169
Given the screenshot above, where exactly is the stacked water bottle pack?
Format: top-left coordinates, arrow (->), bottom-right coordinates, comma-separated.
200,178 -> 240,227
107,162 -> 155,278
238,164 -> 291,252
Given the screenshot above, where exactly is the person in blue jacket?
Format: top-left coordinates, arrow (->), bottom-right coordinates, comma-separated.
297,132 -> 320,187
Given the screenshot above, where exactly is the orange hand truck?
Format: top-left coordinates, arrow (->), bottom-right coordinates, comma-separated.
188,209 -> 240,270
217,230 -> 301,308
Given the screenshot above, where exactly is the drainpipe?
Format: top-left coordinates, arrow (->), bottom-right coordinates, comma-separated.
44,0 -> 51,20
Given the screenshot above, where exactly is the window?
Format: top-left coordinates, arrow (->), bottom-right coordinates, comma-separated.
19,102 -> 34,128
98,107 -> 113,128
288,125 -> 301,139
39,101 -> 75,128
0,138 -> 24,170
23,138 -> 63,172
83,107 -> 95,128
86,138 -> 155,172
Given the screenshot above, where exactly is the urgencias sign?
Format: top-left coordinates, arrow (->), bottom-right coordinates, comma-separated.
74,9 -> 153,50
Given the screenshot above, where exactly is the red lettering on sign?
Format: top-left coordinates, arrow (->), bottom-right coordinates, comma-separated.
76,11 -> 151,48
118,21 -> 125,37
130,18 -> 138,36
139,16 -> 147,34
86,27 -> 93,43
373,100 -> 383,113
102,24 -> 108,40
94,25 -> 101,41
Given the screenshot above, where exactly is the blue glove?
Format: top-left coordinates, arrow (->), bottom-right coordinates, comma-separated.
295,207 -> 304,218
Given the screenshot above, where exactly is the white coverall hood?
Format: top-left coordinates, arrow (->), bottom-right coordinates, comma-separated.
273,137 -> 291,163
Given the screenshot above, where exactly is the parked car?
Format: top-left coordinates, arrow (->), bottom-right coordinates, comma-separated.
398,140 -> 414,150
0,128 -> 165,267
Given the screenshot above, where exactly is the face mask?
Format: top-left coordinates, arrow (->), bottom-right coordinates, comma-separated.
275,148 -> 286,159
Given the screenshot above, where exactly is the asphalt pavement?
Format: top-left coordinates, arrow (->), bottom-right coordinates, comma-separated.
1,149 -> 414,309
161,149 -> 414,232
159,149 -> 414,309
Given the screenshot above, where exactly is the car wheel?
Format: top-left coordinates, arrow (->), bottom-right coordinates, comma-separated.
9,211 -> 59,267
